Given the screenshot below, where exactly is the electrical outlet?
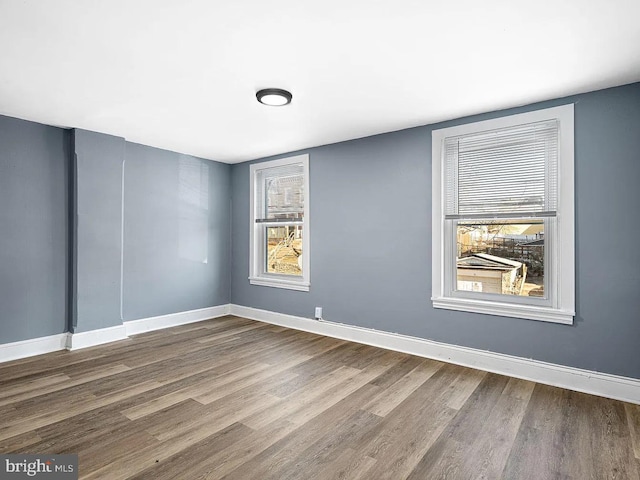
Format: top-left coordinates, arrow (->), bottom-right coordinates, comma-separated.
314,307 -> 323,319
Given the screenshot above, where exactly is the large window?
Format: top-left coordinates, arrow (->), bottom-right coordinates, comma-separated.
432,105 -> 574,324
249,154 -> 310,291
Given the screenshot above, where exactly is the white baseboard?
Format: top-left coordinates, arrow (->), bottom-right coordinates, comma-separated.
229,304 -> 640,405
0,304 -> 232,363
0,333 -> 70,363
4,304 -> 637,405
124,304 -> 231,336
67,325 -> 129,350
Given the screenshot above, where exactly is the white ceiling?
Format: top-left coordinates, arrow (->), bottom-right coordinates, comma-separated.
1,0 -> 639,164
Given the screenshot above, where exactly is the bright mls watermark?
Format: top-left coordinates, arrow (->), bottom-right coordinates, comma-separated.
1,455 -> 77,479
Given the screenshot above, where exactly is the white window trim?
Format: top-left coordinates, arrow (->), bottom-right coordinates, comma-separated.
432,105 -> 575,324
249,154 -> 310,291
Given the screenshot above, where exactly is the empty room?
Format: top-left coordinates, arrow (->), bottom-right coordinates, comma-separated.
1,1 -> 639,479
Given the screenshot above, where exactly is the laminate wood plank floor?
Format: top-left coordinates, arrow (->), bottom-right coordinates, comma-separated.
1,315 -> 638,479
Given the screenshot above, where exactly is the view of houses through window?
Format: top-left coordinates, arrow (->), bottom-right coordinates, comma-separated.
264,172 -> 304,276
456,220 -> 544,297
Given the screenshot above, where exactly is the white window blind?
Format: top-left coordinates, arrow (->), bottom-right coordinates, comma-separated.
444,120 -> 559,219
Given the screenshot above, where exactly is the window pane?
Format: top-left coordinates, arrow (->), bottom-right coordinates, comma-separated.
456,220 -> 544,297
264,172 -> 304,220
265,225 -> 303,276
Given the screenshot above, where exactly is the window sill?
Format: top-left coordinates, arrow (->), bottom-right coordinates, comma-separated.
432,296 -> 574,325
249,276 -> 310,292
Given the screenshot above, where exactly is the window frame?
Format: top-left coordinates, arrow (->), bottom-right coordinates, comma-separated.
249,154 -> 310,291
432,105 -> 575,324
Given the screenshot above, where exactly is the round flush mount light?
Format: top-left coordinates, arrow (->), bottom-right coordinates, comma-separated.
256,88 -> 292,106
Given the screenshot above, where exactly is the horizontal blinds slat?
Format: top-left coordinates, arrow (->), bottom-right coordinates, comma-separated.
456,123 -> 558,146
444,119 -> 558,216
445,211 -> 556,220
255,219 -> 304,224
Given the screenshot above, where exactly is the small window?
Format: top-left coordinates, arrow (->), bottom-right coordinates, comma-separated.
432,105 -> 575,324
249,154 -> 310,291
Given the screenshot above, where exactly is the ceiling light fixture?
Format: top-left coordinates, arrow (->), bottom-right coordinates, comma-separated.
256,88 -> 292,106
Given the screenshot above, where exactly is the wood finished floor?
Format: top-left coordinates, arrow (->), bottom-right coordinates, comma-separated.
1,315 -> 639,479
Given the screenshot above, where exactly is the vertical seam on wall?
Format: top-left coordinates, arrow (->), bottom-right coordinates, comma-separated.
120,153 -> 125,322
70,132 -> 78,333
229,191 -> 233,304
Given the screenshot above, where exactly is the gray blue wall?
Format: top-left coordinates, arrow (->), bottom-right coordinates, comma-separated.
231,82 -> 640,379
0,121 -> 231,343
0,116 -> 69,343
73,129 -> 125,332
123,142 -> 230,320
